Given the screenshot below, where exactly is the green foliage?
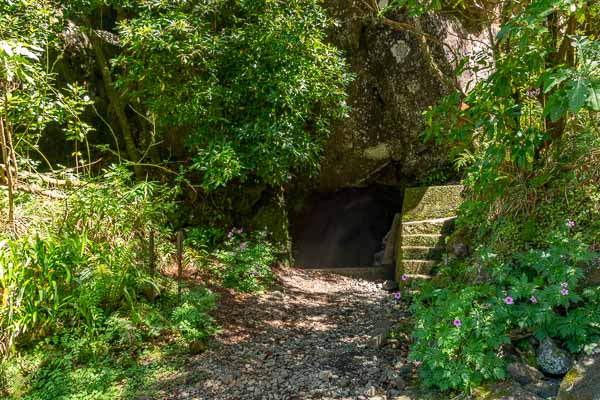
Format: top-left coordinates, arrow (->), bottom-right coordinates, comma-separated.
0,324 -> 202,399
410,229 -> 600,391
171,290 -> 218,343
385,1 -> 600,394
183,224 -> 281,293
0,170 -> 175,353
411,283 -> 509,391
114,0 -> 353,190
0,273 -> 218,399
410,0 -> 600,206
0,0 -> 92,165
0,176 -> 219,398
217,229 -> 278,292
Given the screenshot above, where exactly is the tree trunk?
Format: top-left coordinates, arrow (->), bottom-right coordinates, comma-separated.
88,29 -> 143,180
0,115 -> 15,230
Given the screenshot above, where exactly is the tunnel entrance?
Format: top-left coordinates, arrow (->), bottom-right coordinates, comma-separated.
292,186 -> 402,269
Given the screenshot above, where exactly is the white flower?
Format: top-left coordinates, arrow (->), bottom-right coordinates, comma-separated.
83,95 -> 90,102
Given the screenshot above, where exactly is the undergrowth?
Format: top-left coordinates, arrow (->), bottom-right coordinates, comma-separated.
0,167 -> 253,399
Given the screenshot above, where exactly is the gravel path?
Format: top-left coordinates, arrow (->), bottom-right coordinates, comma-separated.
161,268 -> 420,400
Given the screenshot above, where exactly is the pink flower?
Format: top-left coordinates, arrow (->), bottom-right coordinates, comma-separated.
530,296 -> 538,303
561,282 -> 569,288
453,319 -> 462,327
561,288 -> 569,296
566,219 -> 575,229
504,296 -> 514,305
393,292 -> 401,300
239,242 -> 247,250
402,274 -> 409,281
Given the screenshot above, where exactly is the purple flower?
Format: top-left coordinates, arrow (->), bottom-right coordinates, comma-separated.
239,242 -> 247,250
453,319 -> 462,328
237,228 -> 244,234
504,296 -> 514,305
402,274 -> 409,281
561,282 -> 569,288
393,292 -> 401,300
227,231 -> 234,239
561,288 -> 569,296
567,219 -> 576,229
530,296 -> 538,303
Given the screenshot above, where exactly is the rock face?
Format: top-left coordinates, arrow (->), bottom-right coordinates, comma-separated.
557,353 -> 600,400
537,337 -> 573,376
319,2 -> 493,189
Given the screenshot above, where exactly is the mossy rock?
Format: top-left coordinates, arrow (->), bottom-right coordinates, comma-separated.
402,185 -> 463,222
557,353 -> 600,400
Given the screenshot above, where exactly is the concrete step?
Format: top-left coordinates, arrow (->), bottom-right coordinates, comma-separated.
400,246 -> 445,260
402,234 -> 445,247
304,266 -> 394,281
400,216 -> 456,235
402,185 -> 463,221
398,259 -> 438,276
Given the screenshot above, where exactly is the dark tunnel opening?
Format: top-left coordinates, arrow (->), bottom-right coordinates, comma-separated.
292,186 -> 403,268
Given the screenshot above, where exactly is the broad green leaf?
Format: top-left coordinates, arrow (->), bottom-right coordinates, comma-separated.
544,94 -> 567,122
587,84 -> 600,111
568,79 -> 589,113
543,70 -> 569,93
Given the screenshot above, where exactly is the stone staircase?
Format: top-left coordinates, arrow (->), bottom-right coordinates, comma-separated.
394,185 -> 463,281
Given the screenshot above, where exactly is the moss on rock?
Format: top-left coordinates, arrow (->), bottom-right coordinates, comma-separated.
402,185 -> 463,222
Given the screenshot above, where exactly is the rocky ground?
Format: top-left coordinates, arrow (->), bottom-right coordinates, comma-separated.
154,268 -> 428,400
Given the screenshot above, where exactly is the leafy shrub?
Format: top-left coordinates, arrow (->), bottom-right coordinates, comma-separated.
411,283 -> 510,391
212,228 -> 278,293
114,0 -> 353,190
410,228 -> 600,391
171,290 -> 218,343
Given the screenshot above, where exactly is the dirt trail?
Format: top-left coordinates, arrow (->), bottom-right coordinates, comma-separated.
157,268 -> 422,400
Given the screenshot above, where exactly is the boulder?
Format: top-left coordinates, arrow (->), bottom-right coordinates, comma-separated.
318,2 -> 493,189
536,337 -> 572,376
507,361 -> 544,385
557,353 -> 600,400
